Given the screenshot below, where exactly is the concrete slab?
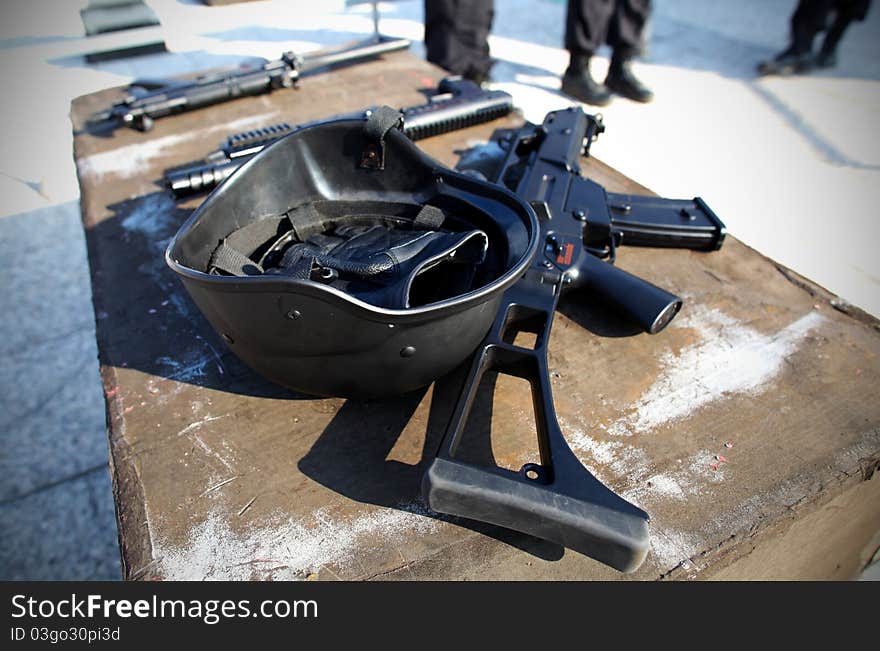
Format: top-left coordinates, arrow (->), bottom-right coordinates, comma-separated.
0,468 -> 120,580
0,202 -> 95,353
0,329 -> 105,501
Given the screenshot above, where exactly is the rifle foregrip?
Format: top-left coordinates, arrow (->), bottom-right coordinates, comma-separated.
571,255 -> 682,334
402,90 -> 514,141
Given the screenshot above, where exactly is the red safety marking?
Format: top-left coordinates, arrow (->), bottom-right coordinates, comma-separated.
556,243 -> 574,266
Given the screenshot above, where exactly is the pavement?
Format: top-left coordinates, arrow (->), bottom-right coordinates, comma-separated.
0,0 -> 877,579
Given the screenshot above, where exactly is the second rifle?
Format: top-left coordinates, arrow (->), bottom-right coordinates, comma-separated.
165,77 -> 515,197
89,34 -> 411,132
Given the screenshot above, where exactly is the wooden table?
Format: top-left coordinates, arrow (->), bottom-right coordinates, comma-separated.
71,51 -> 880,580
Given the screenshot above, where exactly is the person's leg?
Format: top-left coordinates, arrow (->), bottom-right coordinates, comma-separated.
791,0 -> 834,53
564,0 -> 615,54
757,0 -> 833,75
424,0 -> 457,72
561,0 -> 615,105
604,0 -> 653,102
816,0 -> 872,66
453,0 -> 494,83
816,11 -> 852,66
424,0 -> 494,83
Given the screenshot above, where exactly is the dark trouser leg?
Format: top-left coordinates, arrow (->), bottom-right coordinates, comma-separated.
565,0 -> 616,58
424,0 -> 495,82
604,0 -> 653,102
817,0 -> 872,64
758,0 -> 832,74
790,0 -> 834,53
820,11 -> 854,55
606,0 -> 652,63
561,0 -> 615,105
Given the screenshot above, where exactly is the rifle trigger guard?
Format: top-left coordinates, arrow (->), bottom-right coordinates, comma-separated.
608,230 -> 619,263
360,106 -> 404,170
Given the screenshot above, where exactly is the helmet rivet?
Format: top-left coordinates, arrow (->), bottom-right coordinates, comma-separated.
286,309 -> 302,320
400,346 -> 416,358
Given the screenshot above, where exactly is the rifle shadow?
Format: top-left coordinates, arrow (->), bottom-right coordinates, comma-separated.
297,362 -> 567,563
296,298 -> 647,562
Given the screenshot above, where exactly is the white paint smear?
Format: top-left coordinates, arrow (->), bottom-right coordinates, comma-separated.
78,132 -> 197,180
621,449 -> 727,507
607,308 -> 825,436
153,502 -> 441,580
191,433 -> 235,474
649,527 -> 699,572
120,192 -> 177,242
563,420 -> 649,481
176,414 -> 227,438
632,473 -> 686,501
118,192 -> 204,323
155,354 -> 212,384
77,112 -> 279,180
563,420 -> 623,466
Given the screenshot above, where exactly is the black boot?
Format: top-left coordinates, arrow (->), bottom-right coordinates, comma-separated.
757,46 -> 815,76
605,57 -> 654,103
814,49 -> 837,68
561,54 -> 612,106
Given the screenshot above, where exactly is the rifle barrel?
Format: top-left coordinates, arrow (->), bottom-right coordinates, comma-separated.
297,35 -> 410,72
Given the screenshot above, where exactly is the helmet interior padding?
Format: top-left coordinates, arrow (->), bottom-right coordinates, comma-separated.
205,200 -> 491,310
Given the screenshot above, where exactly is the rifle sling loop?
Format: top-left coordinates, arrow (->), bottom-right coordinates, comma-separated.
360,106 -> 404,170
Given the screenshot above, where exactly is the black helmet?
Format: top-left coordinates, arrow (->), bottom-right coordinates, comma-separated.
166,108 -> 539,398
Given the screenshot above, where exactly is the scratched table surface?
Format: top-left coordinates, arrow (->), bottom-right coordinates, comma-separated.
71,51 -> 880,580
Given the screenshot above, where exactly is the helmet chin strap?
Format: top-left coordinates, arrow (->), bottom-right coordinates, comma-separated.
359,106 -> 405,170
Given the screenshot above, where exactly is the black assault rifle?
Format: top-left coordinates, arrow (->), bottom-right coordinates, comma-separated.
89,35 -> 411,132
165,77 -> 515,197
422,107 -> 726,572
